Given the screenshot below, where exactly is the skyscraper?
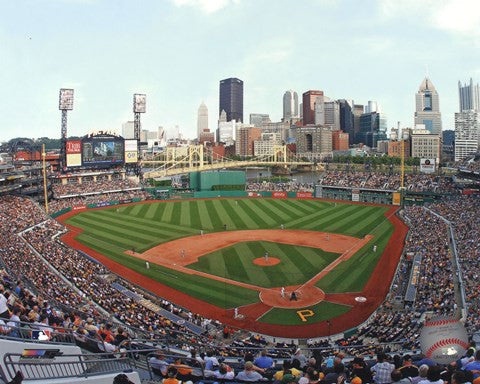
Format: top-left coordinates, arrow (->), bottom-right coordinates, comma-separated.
455,79 -> 480,161
358,112 -> 388,148
338,99 -> 354,145
458,78 -> 480,112
414,77 -> 442,135
303,90 -> 324,125
219,78 -> 243,123
197,102 -> 208,138
324,100 -> 340,130
283,90 -> 298,120
454,111 -> 480,161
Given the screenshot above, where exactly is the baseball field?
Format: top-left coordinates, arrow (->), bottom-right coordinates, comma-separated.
59,198 -> 408,338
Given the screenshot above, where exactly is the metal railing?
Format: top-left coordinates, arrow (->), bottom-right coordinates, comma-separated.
3,351 -> 132,381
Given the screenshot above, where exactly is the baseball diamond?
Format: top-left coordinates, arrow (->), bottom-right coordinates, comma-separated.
58,197 -> 408,338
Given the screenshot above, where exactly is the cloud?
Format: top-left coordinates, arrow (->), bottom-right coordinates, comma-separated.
379,0 -> 480,38
171,0 -> 239,14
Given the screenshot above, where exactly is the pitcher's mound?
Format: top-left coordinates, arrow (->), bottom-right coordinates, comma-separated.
253,257 -> 281,266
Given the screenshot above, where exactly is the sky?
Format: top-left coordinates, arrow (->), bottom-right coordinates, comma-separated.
1,0 -> 480,142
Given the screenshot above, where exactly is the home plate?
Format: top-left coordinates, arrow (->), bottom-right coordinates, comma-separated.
355,296 -> 367,303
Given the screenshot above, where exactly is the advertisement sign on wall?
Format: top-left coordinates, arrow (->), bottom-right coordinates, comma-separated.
296,192 -> 312,198
352,189 -> 360,202
420,159 -> 436,174
272,191 -> 287,198
392,192 -> 401,206
66,140 -> 82,167
124,140 -> 138,164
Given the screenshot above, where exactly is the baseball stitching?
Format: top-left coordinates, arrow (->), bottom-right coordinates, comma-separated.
425,319 -> 459,327
426,338 -> 469,358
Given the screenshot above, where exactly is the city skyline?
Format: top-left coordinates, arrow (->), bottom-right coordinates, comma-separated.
1,0 -> 480,142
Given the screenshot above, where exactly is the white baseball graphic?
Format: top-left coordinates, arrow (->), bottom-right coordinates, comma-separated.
420,317 -> 469,365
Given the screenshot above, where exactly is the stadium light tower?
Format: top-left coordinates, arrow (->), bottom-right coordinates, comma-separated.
59,88 -> 74,171
133,94 -> 146,145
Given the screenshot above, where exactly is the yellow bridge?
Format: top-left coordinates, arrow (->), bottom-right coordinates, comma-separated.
142,145 -> 316,178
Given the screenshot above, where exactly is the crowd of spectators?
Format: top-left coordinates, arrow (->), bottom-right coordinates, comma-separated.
319,171 -> 454,193
48,190 -> 151,213
52,178 -> 139,198
1,183 -> 480,378
428,196 -> 480,333
246,181 -> 314,192
0,196 -> 223,353
456,155 -> 480,172
150,347 -> 480,384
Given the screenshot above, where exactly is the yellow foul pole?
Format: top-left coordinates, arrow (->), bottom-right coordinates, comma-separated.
42,144 -> 49,214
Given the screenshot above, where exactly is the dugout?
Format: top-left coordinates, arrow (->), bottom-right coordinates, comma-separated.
189,170 -> 246,191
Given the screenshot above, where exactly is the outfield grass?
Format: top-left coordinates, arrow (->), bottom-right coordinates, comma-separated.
65,199 -> 394,311
258,301 -> 352,325
188,241 -> 340,288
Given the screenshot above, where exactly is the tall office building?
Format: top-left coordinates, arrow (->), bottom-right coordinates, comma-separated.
219,78 -> 243,123
339,99 -> 354,145
414,77 -> 442,135
283,90 -> 299,120
235,125 -> 261,156
459,78 -> 480,112
455,110 -> 480,161
197,102 -> 209,138
352,104 -> 364,144
324,100 -> 340,130
358,112 -> 388,148
303,90 -> 324,125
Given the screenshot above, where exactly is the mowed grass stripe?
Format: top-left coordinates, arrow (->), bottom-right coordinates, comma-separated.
301,205 -> 361,231
153,203 -> 167,221
196,200 -> 214,230
211,200 -> 236,229
261,242 -> 303,286
120,205 -> 136,215
254,199 -> 287,224
356,212 -> 390,236
85,211 -> 194,236
144,203 -> 159,219
294,199 -> 326,212
161,202 -> 174,222
79,212 -> 181,238
188,201 -> 202,229
203,200 -> 224,229
69,216 -> 157,245
221,200 -> 258,229
128,204 -> 145,216
180,201 -> 191,227
270,199 -> 306,217
284,199 -> 317,216
316,221 -> 393,293
238,200 -> 275,227
170,202 -> 182,226
325,206 -> 378,233
136,203 -> 151,219
260,199 -> 294,221
342,208 -> 388,235
314,205 -> 365,230
73,222 -> 147,250
224,244 -> 251,281
287,204 -> 347,229
78,235 -> 259,308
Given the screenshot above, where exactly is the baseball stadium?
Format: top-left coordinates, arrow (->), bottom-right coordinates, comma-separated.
0,132 -> 479,384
